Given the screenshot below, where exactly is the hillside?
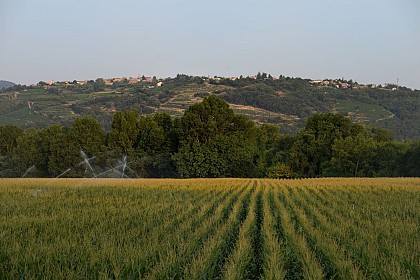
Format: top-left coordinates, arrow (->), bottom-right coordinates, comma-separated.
0,75 -> 419,139
0,80 -> 15,89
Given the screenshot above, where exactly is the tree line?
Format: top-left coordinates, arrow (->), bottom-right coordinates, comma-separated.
0,96 -> 418,178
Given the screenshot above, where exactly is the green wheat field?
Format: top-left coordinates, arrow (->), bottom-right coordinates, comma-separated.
0,178 -> 419,279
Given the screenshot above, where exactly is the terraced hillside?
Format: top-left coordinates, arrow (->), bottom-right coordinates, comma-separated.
1,178 -> 419,279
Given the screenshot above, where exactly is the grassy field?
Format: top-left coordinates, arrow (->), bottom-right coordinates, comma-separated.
0,178 -> 419,279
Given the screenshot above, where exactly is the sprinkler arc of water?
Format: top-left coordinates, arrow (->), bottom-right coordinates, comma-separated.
79,149 -> 97,178
22,165 -> 36,178
56,168 -> 71,178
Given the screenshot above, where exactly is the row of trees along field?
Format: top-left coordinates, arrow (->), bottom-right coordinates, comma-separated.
0,96 -> 419,178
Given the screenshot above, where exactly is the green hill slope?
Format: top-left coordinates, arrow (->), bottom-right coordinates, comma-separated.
1,75 -> 419,140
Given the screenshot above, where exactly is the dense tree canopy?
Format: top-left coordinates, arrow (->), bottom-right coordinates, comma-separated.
0,125 -> 23,157
175,96 -> 258,178
107,110 -> 139,154
0,97 -> 418,178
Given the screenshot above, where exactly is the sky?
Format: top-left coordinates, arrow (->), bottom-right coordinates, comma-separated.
1,0 -> 419,89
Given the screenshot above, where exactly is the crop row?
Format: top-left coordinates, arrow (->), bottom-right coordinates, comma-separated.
0,178 -> 418,279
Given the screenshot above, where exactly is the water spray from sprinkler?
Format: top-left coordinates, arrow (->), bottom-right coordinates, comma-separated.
22,165 -> 36,178
56,168 -> 71,178
79,149 -> 97,178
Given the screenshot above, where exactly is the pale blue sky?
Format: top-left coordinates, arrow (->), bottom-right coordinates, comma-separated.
1,0 -> 419,88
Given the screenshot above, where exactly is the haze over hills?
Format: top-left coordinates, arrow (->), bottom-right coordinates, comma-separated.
0,74 -> 419,140
0,80 -> 15,89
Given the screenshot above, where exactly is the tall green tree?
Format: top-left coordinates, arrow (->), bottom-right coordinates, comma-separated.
14,129 -> 42,176
0,125 -> 23,156
174,134 -> 258,178
48,129 -> 80,177
255,124 -> 282,175
14,124 -> 64,177
329,134 -> 377,176
108,110 -> 139,154
175,96 -> 257,178
395,141 -> 420,177
132,115 -> 167,177
173,142 -> 227,178
372,141 -> 404,177
289,113 -> 359,177
289,131 -> 319,177
42,117 -> 105,177
153,112 -> 179,153
69,116 -> 106,157
136,116 -> 165,154
179,95 -> 238,145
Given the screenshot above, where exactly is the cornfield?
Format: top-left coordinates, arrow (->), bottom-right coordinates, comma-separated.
0,178 -> 419,279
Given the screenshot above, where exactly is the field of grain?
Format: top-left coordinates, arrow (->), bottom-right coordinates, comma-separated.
0,178 -> 419,279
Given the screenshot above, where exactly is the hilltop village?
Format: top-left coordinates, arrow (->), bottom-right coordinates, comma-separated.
35,73 -> 400,92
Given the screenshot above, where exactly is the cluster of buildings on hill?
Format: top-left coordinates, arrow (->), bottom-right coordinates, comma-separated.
102,75 -> 159,86
309,79 -> 378,90
39,75 -> 162,87
204,74 -> 281,82
34,74 -> 404,92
